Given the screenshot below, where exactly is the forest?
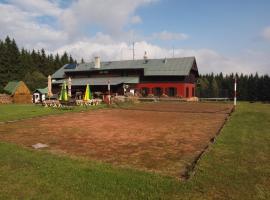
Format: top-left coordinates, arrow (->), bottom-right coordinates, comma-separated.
0,36 -> 269,101
0,36 -> 77,91
196,73 -> 270,101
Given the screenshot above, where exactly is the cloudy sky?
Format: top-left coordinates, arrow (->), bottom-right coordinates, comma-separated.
0,0 -> 270,74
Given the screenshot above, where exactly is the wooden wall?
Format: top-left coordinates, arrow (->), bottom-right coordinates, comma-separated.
13,82 -> 32,103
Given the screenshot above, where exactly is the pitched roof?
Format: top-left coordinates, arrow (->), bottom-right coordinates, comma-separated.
4,81 -> 20,95
53,77 -> 139,86
52,57 -> 197,79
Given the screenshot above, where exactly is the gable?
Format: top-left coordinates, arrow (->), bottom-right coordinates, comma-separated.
14,82 -> 31,95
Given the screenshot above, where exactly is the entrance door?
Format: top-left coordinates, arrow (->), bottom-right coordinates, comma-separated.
141,87 -> 149,97
186,87 -> 189,98
153,87 -> 162,97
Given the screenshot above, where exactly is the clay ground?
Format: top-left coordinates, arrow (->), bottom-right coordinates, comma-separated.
0,102 -> 233,177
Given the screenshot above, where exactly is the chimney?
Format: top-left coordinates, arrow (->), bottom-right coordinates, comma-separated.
143,51 -> 148,63
163,57 -> 167,64
94,56 -> 100,68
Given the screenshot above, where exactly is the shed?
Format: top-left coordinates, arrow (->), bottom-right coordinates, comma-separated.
4,81 -> 32,103
33,87 -> 48,103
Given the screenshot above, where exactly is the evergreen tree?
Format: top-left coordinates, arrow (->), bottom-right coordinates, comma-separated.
210,78 -> 219,97
24,71 -> 47,91
0,39 -> 6,92
61,52 -> 69,66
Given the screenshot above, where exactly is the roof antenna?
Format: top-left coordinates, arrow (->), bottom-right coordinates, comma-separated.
132,42 -> 135,60
120,48 -> 123,60
164,57 -> 167,64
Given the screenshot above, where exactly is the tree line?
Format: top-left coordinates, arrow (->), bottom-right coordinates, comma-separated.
0,36 -> 76,91
196,73 -> 270,101
0,36 -> 269,101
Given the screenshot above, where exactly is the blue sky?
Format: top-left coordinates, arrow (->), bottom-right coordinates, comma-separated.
0,0 -> 269,74
135,0 -> 270,52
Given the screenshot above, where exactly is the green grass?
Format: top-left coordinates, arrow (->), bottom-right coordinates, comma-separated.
0,104 -> 107,122
0,102 -> 269,199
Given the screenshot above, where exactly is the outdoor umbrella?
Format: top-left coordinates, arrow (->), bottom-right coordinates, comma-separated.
68,77 -> 72,97
83,84 -> 92,101
59,81 -> 68,101
47,75 -> 53,98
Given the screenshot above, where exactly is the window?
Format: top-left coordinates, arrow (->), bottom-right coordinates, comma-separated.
153,87 -> 163,97
167,87 -> 177,97
141,88 -> 149,97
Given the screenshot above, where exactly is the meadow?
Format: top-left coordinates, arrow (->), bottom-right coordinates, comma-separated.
0,103 -> 106,122
0,102 -> 269,199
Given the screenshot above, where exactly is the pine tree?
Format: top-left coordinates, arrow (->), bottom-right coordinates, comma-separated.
24,71 -> 47,91
0,39 -> 6,92
61,52 -> 69,66
210,78 -> 219,97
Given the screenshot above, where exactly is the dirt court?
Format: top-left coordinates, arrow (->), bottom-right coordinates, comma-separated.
0,102 -> 233,177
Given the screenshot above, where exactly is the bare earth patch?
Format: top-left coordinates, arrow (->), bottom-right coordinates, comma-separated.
0,102 -> 233,177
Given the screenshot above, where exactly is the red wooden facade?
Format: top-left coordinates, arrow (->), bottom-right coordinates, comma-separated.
136,83 -> 195,98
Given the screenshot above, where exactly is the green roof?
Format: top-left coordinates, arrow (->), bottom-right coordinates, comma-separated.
53,77 -> 139,86
4,81 -> 20,95
35,87 -> 48,94
52,57 -> 197,79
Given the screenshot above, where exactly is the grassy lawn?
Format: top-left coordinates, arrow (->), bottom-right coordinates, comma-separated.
0,104 -> 107,122
0,102 -> 269,199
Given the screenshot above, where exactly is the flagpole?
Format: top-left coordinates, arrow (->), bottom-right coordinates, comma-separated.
108,80 -> 111,104
234,76 -> 237,107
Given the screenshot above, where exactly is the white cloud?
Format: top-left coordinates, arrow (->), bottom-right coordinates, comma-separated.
9,0 -> 62,17
0,3 -> 67,50
53,39 -> 270,75
59,0 -> 156,36
130,15 -> 142,24
151,30 -> 189,41
262,26 -> 270,41
0,1 -> 269,75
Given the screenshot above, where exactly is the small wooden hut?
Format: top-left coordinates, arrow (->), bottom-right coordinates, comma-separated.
4,81 -> 32,103
33,87 -> 48,103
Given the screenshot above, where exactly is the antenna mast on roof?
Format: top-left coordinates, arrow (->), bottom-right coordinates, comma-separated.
132,42 -> 135,60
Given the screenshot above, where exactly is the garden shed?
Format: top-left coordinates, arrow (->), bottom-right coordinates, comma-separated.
4,81 -> 32,103
33,87 -> 48,103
